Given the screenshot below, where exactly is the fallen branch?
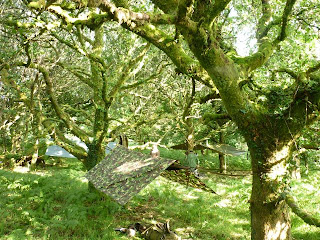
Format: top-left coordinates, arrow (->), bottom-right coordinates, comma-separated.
285,193 -> 320,227
199,168 -> 251,177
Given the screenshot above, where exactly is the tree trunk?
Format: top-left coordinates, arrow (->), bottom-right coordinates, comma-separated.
119,134 -> 128,148
218,131 -> 226,173
251,175 -> 291,240
84,141 -> 105,171
84,141 -> 106,192
249,140 -> 293,240
30,139 -> 39,169
219,153 -> 226,173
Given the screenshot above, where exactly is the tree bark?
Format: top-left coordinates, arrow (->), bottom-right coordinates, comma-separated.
251,188 -> 291,240
248,136 -> 294,240
119,134 -> 129,148
218,131 -> 226,173
251,173 -> 292,240
84,141 -> 105,193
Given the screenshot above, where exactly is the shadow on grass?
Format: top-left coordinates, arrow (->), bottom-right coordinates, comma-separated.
124,175 -> 252,240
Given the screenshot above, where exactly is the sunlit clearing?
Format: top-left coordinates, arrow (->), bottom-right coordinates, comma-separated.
228,191 -> 240,197
227,218 -> 248,225
300,183 -> 316,191
12,166 -> 49,176
231,231 -> 246,238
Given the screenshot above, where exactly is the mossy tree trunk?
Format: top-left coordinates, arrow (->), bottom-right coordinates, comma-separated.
247,132 -> 294,239
85,140 -> 106,193
183,78 -> 196,153
84,24 -> 109,173
240,101 -> 314,239
290,153 -> 301,180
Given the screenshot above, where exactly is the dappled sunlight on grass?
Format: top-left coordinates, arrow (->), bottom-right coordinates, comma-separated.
292,181 -> 317,192
13,166 -> 52,177
12,166 -> 31,173
215,198 -> 232,208
128,174 -> 252,239
0,160 -> 125,240
182,193 -> 199,201
290,171 -> 320,240
1,155 -> 320,239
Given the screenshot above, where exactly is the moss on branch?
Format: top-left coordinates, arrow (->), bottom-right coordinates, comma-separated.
48,5 -> 109,28
150,0 -> 179,14
29,63 -> 90,143
278,0 -> 297,41
127,23 -> 213,88
1,63 -> 88,159
256,0 -> 272,40
234,40 -> 274,73
202,113 -> 230,123
285,193 -> 320,227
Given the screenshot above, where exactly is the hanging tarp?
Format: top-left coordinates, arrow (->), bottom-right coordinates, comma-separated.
45,141 -> 117,158
171,143 -> 208,151
85,146 -> 176,205
45,135 -> 88,158
171,143 -> 246,156
205,144 -> 246,156
45,145 -> 77,158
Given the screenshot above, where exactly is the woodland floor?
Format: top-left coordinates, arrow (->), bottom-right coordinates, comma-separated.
1,150 -> 320,240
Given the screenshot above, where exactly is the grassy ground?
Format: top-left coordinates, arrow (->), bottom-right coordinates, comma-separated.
1,150 -> 320,239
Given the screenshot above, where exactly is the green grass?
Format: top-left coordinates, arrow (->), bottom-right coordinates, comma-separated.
0,153 -> 320,239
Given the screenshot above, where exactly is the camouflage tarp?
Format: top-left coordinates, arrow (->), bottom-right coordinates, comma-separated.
85,146 -> 176,205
